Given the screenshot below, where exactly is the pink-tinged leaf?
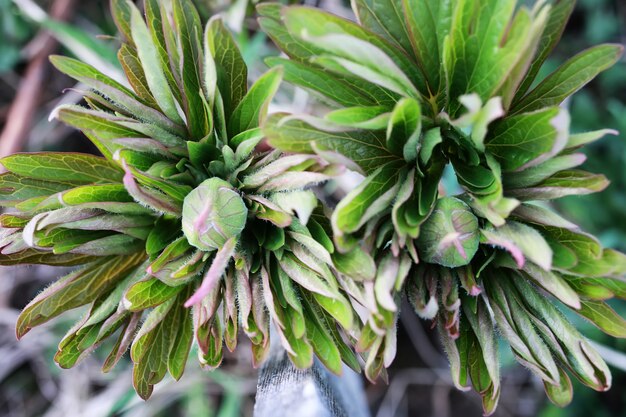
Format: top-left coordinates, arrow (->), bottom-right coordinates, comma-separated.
508,170 -> 609,201
374,253 -> 399,312
184,237 -> 237,307
457,266 -> 482,296
121,159 -> 181,215
566,129 -> 618,150
512,204 -> 578,230
482,221 -> 553,270
482,229 -> 525,268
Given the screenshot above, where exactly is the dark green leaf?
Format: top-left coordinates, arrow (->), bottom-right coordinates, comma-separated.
512,44 -> 623,114
515,0 -> 575,97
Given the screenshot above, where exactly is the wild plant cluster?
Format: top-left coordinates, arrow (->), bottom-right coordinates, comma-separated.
0,0 -> 623,413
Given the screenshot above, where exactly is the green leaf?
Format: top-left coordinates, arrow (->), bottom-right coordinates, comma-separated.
325,106 -> 389,130
50,55 -> 182,134
260,7 -> 401,108
332,165 -> 400,235
51,213 -> 153,233
451,95 -> 504,151
401,0 -> 453,105
282,322 -> 314,369
145,217 -> 181,256
243,154 -> 317,189
144,0 -> 183,105
481,221 -> 553,270
463,298 -> 500,399
122,161 -> 192,202
438,316 -> 470,391
301,293 -> 343,374
566,129 -> 618,150
0,249 -> 95,266
16,253 -> 144,338
111,0 -> 133,44
167,291 -> 194,380
34,228 -> 103,250
352,0 -> 414,57
0,173 -> 76,206
391,169 -> 421,242
443,0 -> 537,116
386,97 -> 421,159
496,5 -> 550,109
278,253 -> 337,299
205,17 -> 247,118
416,197 -> 479,268
266,57 -> 393,107
543,368 -> 573,408
515,0 -> 575,98
512,203 -> 577,230
148,236 -> 192,275
272,191 -> 317,226
131,298 -> 176,399
122,170 -> 182,216
312,292 -> 354,331
54,105 -> 141,138
127,1 -> 184,125
118,44 -> 159,108
264,113 -> 399,174
228,66 -> 282,137
1,153 -> 122,184
512,44 -> 623,114
419,128 -> 443,165
125,278 -> 184,311
500,258 -> 580,310
308,34 -> 419,99
540,225 -> 602,263
485,278 -> 560,385
249,195 -> 292,228
0,214 -> 29,228
508,170 -> 609,201
511,278 -> 610,391
55,263 -> 147,367
62,234 -> 145,256
332,245 -> 376,281
61,184 -> 149,215
486,107 -> 567,172
288,228 -> 333,266
576,300 -> 626,338
172,0 -> 207,139
374,253 -> 402,312
281,6 -> 425,93
504,153 -> 586,189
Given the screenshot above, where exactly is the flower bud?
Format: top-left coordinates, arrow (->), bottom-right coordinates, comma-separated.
416,197 -> 479,268
182,178 -> 248,251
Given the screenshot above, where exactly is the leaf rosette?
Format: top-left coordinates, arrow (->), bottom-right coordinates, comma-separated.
261,0 -> 626,412
0,0 -> 357,399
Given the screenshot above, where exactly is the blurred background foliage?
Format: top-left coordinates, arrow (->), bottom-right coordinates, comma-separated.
0,0 -> 624,416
